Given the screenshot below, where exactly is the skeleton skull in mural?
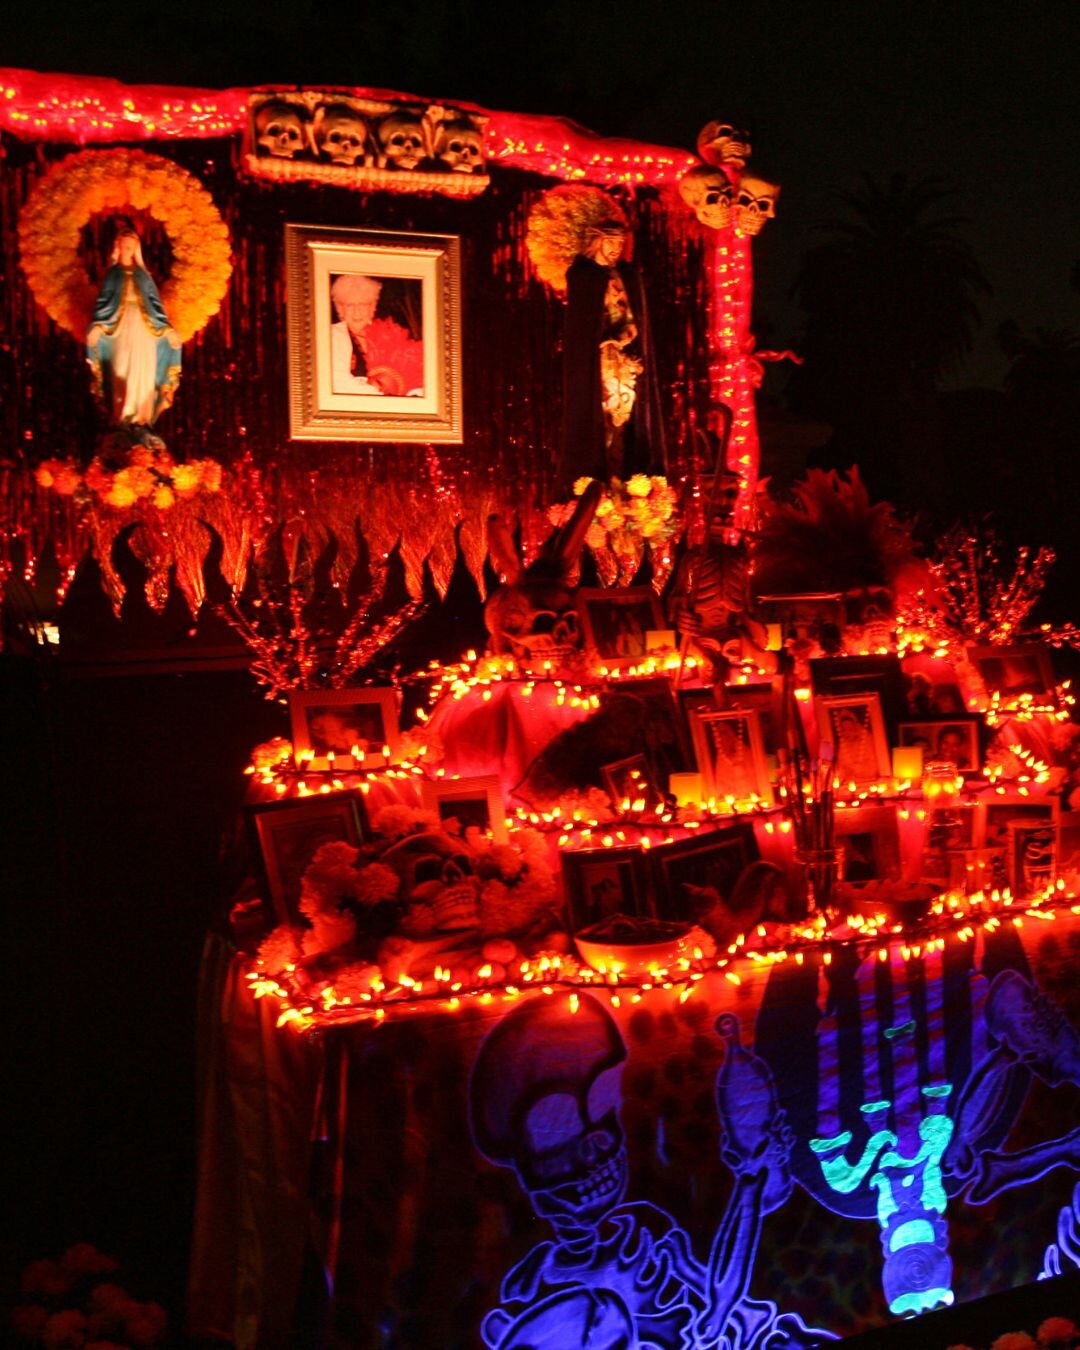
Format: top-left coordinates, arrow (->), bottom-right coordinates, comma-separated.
434,117 -> 486,174
382,830 -> 480,933
376,111 -> 427,170
734,177 -> 781,236
696,120 -> 753,171
678,165 -> 735,230
484,481 -> 602,669
314,104 -> 368,166
471,992 -> 629,1230
254,101 -> 306,158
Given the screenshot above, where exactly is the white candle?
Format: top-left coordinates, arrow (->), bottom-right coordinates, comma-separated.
765,623 -> 784,651
669,771 -> 704,806
892,745 -> 923,784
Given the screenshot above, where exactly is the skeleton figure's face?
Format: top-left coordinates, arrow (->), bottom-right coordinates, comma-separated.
254,102 -> 306,158
470,995 -> 629,1233
678,166 -> 734,230
484,581 -> 582,667
696,120 -> 752,169
734,177 -> 780,236
378,113 -> 426,169
382,831 -> 479,931
435,120 -> 485,173
316,106 -> 367,165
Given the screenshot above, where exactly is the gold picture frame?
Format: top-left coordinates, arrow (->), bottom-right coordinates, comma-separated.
285,223 -> 463,443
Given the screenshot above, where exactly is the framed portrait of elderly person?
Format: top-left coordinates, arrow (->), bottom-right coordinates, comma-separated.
285,223 -> 463,442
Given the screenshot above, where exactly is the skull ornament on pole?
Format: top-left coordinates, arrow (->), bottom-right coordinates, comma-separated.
678,165 -> 735,230
734,177 -> 781,237
696,120 -> 753,172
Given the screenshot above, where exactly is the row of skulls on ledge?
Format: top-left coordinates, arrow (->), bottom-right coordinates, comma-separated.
678,119 -> 780,235
249,91 -> 487,174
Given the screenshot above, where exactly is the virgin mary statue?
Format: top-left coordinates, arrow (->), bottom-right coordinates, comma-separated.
86,223 -> 182,434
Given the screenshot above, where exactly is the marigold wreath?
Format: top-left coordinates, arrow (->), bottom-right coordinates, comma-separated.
18,148 -> 232,342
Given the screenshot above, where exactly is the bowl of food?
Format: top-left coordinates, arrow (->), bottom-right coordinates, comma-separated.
573,913 -> 696,978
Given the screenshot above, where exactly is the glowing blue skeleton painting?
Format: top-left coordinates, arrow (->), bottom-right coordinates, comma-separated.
469,994 -> 835,1349
756,932 -> 1080,1319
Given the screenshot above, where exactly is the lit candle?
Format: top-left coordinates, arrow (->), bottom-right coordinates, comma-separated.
646,629 -> 677,652
669,772 -> 704,806
765,623 -> 784,651
892,745 -> 923,784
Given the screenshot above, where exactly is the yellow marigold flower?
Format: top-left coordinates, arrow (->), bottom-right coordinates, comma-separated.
106,481 -> 137,509
127,465 -> 155,497
53,466 -> 82,495
572,476 -> 594,496
596,498 -> 615,518
171,464 -> 201,497
585,523 -> 607,549
152,485 -> 175,510
641,520 -> 660,538
626,473 -> 652,497
199,460 -> 223,492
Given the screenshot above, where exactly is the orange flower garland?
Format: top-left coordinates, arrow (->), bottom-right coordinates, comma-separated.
35,447 -> 224,511
18,148 -> 231,342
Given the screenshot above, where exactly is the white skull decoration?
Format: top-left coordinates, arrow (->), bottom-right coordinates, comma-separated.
377,111 -> 426,170
434,118 -> 485,174
483,481 -> 601,671
314,104 -> 368,166
254,101 -> 306,159
678,165 -> 735,230
696,120 -> 752,170
382,830 -> 479,932
470,994 -> 629,1230
734,176 -> 780,236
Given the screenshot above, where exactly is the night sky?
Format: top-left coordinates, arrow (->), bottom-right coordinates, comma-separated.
7,0 -> 1078,389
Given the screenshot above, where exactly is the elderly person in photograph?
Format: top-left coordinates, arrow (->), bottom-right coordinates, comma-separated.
330,273 -> 423,396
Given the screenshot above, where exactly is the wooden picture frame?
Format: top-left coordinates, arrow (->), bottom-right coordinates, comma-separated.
976,796 -> 1060,895
689,708 -> 774,805
601,754 -> 662,812
577,587 -> 664,666
289,686 -> 401,771
817,692 -> 891,786
420,774 -> 509,843
811,654 -> 907,735
246,792 -> 366,924
966,643 -> 1055,701
285,223 -> 462,443
649,821 -> 759,921
897,716 -> 982,775
833,805 -> 902,885
561,847 -> 654,933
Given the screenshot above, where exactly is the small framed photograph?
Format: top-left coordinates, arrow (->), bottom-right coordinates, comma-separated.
728,680 -> 783,756
966,644 -> 1055,701
817,693 -> 891,785
650,821 -> 759,921
578,587 -> 664,665
811,655 -> 907,735
420,775 -> 508,843
247,792 -> 366,924
756,593 -> 844,659
289,687 -> 401,770
561,848 -> 653,933
898,717 -> 982,774
285,223 -> 462,443
902,656 -> 968,717
833,805 -> 902,885
689,708 -> 774,805
1007,821 -> 1058,897
977,796 -> 1060,893
602,754 -> 661,812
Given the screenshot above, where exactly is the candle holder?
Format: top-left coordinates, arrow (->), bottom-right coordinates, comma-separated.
796,846 -> 845,913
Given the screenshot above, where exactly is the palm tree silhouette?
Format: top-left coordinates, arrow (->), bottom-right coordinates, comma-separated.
790,174 -> 991,512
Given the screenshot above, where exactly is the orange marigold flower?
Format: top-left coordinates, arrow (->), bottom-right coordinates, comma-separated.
105,480 -> 137,509
35,462 -> 57,488
625,473 -> 652,497
198,460 -> 223,493
171,464 -> 201,497
85,460 -> 111,493
151,485 -> 175,510
53,466 -> 82,495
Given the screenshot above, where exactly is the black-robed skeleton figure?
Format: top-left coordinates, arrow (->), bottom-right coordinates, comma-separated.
526,186 -> 666,490
563,224 -> 666,487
